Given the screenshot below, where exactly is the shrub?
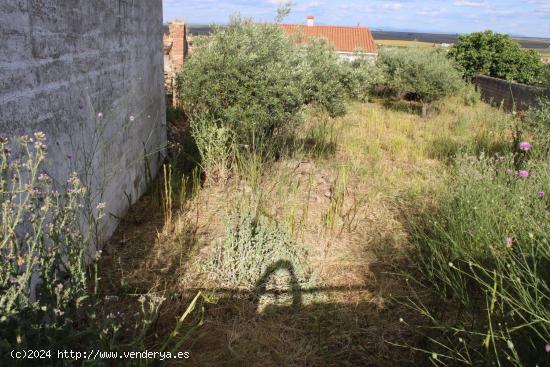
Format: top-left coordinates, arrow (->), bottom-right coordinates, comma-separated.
535,63 -> 550,99
338,54 -> 385,102
522,101 -> 550,159
205,211 -> 311,290
377,47 -> 464,116
408,153 -> 550,365
461,83 -> 481,107
0,134 -> 90,348
0,134 -> 200,360
448,30 -> 543,84
298,38 -> 347,117
191,120 -> 235,182
177,16 -> 304,165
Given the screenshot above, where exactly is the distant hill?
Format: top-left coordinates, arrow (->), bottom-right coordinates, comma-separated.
183,24 -> 550,50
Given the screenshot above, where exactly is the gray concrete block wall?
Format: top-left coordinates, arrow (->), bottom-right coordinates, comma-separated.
474,75 -> 539,111
0,0 -> 166,245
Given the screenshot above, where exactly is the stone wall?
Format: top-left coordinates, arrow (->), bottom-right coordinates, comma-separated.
474,75 -> 539,111
0,0 -> 166,246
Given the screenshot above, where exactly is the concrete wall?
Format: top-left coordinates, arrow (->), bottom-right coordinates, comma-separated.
474,75 -> 539,111
0,0 -> 166,246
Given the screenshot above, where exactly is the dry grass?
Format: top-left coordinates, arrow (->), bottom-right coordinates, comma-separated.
99,97 -> 513,366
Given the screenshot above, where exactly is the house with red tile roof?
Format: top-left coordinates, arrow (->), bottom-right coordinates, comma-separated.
280,16 -> 378,60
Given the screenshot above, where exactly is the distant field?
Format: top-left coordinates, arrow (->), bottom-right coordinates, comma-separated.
376,40 -> 550,60
371,30 -> 550,50
375,39 -> 434,48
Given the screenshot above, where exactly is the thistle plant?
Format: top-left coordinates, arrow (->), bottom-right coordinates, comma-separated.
407,149 -> 550,365
0,133 -> 99,351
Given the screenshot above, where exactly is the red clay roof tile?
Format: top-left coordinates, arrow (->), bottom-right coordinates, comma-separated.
280,24 -> 377,53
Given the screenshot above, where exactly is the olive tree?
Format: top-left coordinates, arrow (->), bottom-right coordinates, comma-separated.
299,38 -> 348,117
177,16 -> 304,171
338,52 -> 385,102
377,47 -> 464,116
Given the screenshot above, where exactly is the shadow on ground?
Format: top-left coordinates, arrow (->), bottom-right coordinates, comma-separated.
98,106 -> 431,366
163,258 -> 427,367
101,199 -> 428,366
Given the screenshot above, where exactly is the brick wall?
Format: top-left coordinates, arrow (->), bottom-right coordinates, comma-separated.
0,0 -> 166,247
474,75 -> 539,111
163,20 -> 187,106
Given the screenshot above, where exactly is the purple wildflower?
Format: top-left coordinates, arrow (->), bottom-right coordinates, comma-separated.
97,112 -> 103,118
96,202 -> 106,210
517,170 -> 529,178
538,191 -> 545,198
38,173 -> 50,182
519,141 -> 532,151
129,115 -> 135,122
505,237 -> 513,247
546,343 -> 550,352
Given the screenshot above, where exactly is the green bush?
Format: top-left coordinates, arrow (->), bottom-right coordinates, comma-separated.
377,47 -> 464,116
177,17 -> 378,177
522,101 -> 550,159
408,153 -> 550,365
177,16 -> 304,159
448,30 -> 543,84
205,211 -> 311,290
338,54 -> 385,102
299,38 -> 347,117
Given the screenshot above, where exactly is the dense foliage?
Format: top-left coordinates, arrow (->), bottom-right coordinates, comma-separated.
338,53 -> 385,102
177,17 -> 355,178
299,39 -> 347,117
377,47 -> 464,115
177,16 -> 304,152
448,30 -> 543,84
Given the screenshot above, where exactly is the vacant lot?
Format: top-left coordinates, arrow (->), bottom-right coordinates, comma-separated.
100,96 -> 514,366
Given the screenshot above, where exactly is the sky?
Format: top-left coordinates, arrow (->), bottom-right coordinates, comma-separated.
163,0 -> 550,38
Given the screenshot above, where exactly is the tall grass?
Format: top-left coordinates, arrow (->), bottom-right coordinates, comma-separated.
407,151 -> 550,365
0,134 -> 203,364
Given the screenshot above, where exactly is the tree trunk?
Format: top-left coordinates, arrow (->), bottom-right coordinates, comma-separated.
421,103 -> 428,118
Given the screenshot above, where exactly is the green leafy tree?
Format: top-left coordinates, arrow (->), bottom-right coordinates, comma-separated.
177,15 -> 356,179
299,38 -> 348,117
448,30 -> 542,84
177,16 -> 304,158
338,52 -> 385,102
377,47 -> 464,116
